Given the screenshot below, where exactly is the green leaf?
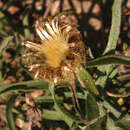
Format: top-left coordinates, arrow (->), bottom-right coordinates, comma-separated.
86,55 -> 130,68
75,65 -> 99,96
0,11 -> 5,19
0,36 -> 13,57
116,119 -> 130,130
64,92 -> 87,100
22,11 -> 30,39
97,0 -> 121,87
0,36 -> 13,81
0,11 -> 8,36
49,83 -> 80,127
42,109 -> 62,120
123,82 -> 130,88
0,80 -> 49,95
85,94 -> 100,130
6,94 -> 18,130
106,116 -> 121,130
0,60 -> 3,81
103,101 -> 121,118
103,0 -> 121,55
34,95 -> 64,103
123,42 -> 128,51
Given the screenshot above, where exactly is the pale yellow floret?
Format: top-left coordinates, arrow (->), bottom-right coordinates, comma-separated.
41,34 -> 69,68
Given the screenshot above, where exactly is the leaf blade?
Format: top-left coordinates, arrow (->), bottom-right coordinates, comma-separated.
75,65 -> 99,96
86,55 -> 130,68
0,36 -> 13,57
0,80 -> 49,95
6,94 -> 18,130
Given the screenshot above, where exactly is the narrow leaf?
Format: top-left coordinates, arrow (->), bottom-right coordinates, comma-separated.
34,95 -> 63,103
103,0 -> 121,55
106,116 -> 121,130
6,94 -> 18,130
64,92 -> 87,100
42,109 -> 62,120
0,36 -> 13,81
116,119 -> 130,130
86,55 -> 130,68
0,36 -> 13,57
85,94 -> 100,129
75,65 -> 99,96
49,83 -> 80,127
103,101 -> 121,118
97,0 -> 121,87
0,60 -> 3,81
23,11 -> 30,39
0,80 -> 49,95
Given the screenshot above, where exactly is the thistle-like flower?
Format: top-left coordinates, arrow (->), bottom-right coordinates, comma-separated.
22,14 -> 86,84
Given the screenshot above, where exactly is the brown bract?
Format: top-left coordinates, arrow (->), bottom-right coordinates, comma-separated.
22,13 -> 86,84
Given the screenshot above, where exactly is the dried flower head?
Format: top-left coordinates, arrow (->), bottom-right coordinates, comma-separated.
22,14 -> 86,84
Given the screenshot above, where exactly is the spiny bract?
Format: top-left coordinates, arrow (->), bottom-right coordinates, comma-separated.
22,14 -> 86,84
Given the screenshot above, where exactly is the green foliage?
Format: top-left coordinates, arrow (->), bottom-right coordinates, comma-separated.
22,9 -> 30,40
75,65 -> 99,96
0,0 -> 129,130
49,83 -> 80,127
6,95 -> 17,130
0,80 -> 49,95
103,0 -> 121,55
0,36 -> 13,58
86,55 -> 130,68
97,0 -> 121,88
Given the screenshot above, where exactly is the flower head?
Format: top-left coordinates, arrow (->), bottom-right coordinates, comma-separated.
22,14 -> 86,84
35,19 -> 69,68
